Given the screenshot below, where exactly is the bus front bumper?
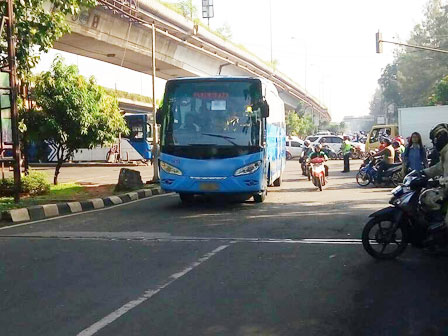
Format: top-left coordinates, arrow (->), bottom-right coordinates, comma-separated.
160,174 -> 264,194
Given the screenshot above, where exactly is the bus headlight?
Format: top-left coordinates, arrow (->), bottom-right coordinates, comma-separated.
234,161 -> 262,176
160,161 -> 183,176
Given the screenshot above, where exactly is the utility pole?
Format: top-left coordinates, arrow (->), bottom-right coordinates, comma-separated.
151,23 -> 159,183
269,0 -> 273,67
376,30 -> 448,54
5,0 -> 21,202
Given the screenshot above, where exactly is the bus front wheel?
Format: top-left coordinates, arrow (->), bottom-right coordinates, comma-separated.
273,174 -> 282,187
253,190 -> 267,203
179,193 -> 195,204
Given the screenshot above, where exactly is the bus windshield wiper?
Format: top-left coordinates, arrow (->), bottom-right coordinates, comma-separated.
201,133 -> 238,146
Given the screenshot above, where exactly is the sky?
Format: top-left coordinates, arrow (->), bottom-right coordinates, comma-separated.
36,0 -> 430,121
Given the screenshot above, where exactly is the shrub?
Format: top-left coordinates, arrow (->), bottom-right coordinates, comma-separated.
0,171 -> 50,196
21,171 -> 50,195
0,178 -> 14,197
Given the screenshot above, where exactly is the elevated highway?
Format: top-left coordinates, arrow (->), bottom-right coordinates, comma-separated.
53,0 -> 330,121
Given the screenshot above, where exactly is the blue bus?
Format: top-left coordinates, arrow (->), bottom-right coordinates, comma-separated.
123,113 -> 153,161
157,76 -> 286,203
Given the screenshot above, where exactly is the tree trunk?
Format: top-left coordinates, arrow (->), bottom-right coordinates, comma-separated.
54,159 -> 63,185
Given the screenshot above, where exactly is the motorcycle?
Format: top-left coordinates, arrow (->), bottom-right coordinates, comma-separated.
309,157 -> 327,191
362,172 -> 446,260
356,157 -> 403,187
322,145 -> 338,160
350,145 -> 365,160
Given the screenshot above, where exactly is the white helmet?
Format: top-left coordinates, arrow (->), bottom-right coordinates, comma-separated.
419,188 -> 445,212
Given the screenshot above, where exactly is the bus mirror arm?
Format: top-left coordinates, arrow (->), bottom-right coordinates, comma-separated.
155,109 -> 163,125
261,101 -> 270,118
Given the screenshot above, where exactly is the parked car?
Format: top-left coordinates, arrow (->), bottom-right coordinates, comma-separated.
305,135 -> 343,153
286,138 -> 304,160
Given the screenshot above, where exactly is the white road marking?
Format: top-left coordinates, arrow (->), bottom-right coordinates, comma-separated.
77,244 -> 230,336
0,231 -> 363,245
0,193 -> 174,232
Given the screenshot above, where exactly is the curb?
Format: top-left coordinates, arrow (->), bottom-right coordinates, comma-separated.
1,186 -> 168,224
30,162 -> 148,168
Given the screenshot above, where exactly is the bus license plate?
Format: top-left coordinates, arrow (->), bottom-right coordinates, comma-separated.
199,182 -> 220,191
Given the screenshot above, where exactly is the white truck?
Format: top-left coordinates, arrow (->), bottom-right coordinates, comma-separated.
365,106 -> 448,151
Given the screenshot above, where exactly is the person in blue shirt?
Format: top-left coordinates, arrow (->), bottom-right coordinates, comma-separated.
403,132 -> 428,173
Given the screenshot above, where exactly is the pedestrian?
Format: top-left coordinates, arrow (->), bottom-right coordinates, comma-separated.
341,136 -> 352,173
402,132 -> 428,174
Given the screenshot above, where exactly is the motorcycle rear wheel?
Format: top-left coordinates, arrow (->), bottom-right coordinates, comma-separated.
391,171 -> 403,187
362,217 -> 409,260
317,176 -> 323,191
356,171 -> 371,186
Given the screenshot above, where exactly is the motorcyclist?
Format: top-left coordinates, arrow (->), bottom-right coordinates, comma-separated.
392,141 -> 402,163
373,138 -> 395,183
422,123 -> 448,229
308,144 -> 329,177
300,140 -> 313,176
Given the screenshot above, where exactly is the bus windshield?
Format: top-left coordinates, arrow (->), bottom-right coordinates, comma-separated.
161,80 -> 263,149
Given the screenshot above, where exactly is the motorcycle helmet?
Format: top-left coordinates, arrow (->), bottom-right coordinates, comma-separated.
304,140 -> 310,147
315,144 -> 322,151
419,188 -> 445,212
383,138 -> 392,146
430,123 -> 448,152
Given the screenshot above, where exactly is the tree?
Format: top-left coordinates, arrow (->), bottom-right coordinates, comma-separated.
370,0 -> 448,110
0,0 -> 96,81
286,111 -> 314,137
428,74 -> 448,105
23,57 -> 128,184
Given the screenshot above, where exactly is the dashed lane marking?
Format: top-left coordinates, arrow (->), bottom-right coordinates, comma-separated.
77,244 -> 230,336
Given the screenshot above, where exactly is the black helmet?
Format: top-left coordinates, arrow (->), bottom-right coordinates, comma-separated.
383,138 -> 392,146
430,123 -> 448,152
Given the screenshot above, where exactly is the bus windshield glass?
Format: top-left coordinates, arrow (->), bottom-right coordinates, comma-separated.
161,80 -> 262,149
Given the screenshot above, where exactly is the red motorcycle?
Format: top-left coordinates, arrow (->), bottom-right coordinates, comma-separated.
310,157 -> 327,191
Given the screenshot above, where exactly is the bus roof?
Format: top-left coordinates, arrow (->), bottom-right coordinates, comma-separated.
166,76 -> 262,83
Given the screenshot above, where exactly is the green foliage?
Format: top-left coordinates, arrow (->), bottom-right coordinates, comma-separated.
319,121 -> 346,134
216,23 -> 233,40
0,171 -> 50,196
160,0 -> 196,19
0,0 -> 96,81
22,56 -> 129,184
428,74 -> 448,105
21,171 -> 51,195
102,87 -> 154,104
286,112 -> 314,137
372,0 -> 448,112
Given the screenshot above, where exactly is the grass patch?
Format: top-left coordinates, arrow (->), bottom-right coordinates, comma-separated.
0,183 -> 89,212
0,182 -> 159,213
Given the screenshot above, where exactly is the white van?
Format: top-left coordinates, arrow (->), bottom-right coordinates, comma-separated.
286,138 -> 304,160
306,135 -> 343,153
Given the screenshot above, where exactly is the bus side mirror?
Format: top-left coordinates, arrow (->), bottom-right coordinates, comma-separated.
155,109 -> 163,125
261,101 -> 269,118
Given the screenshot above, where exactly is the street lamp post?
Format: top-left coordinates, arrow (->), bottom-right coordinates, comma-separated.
151,23 -> 159,183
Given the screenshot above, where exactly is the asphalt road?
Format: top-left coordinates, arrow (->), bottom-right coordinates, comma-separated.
1,160 -> 448,336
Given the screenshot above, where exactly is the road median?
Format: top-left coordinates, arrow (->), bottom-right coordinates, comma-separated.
0,185 -> 167,225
